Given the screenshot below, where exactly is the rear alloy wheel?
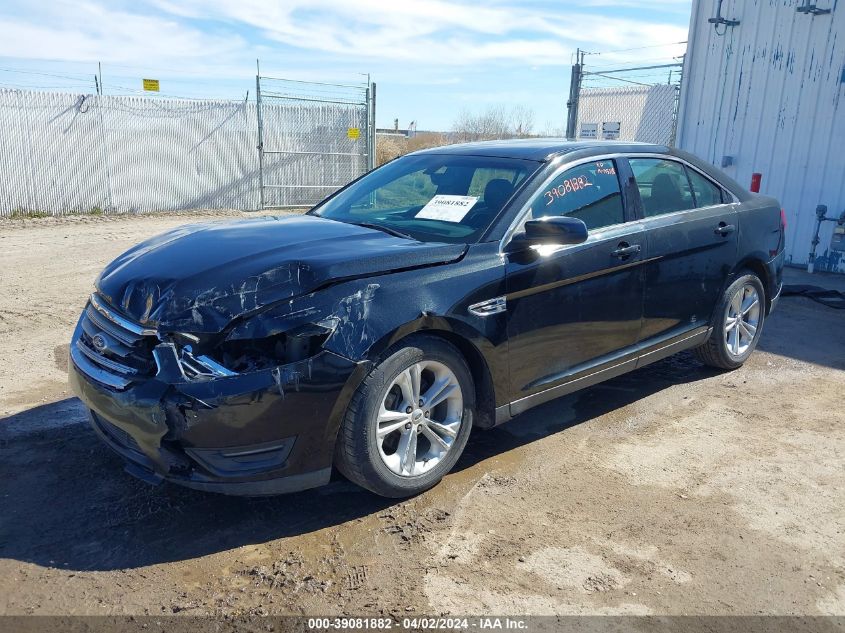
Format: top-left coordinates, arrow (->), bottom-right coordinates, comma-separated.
694,272 -> 766,370
335,336 -> 474,497
724,282 -> 762,358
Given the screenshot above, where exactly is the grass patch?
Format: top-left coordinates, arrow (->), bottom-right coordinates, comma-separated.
5,206 -> 108,219
8,208 -> 50,219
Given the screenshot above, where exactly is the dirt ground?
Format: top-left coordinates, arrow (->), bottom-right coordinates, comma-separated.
1,211 -> 844,617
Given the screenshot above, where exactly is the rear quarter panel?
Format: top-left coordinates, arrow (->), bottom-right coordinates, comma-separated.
737,194 -> 785,304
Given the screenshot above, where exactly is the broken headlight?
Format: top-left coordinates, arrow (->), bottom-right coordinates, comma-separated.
171,323 -> 334,378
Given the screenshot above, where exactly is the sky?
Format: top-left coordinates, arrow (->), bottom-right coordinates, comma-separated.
0,0 -> 692,131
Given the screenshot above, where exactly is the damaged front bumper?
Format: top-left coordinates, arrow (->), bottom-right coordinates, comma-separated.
69,311 -> 368,496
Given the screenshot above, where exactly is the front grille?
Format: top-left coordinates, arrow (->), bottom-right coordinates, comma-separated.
76,294 -> 158,385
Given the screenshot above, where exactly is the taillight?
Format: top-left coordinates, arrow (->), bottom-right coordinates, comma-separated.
780,208 -> 787,230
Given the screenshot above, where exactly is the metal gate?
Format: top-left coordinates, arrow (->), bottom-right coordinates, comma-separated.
255,75 -> 375,209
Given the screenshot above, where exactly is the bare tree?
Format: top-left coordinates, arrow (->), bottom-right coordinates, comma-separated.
539,120 -> 567,137
510,105 -> 535,138
375,105 -> 544,167
375,131 -> 450,166
451,105 -> 538,142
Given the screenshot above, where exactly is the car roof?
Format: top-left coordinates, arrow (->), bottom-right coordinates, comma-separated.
410,138 -> 671,162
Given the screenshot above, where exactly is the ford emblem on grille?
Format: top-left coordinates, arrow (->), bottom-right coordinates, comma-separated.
92,334 -> 107,352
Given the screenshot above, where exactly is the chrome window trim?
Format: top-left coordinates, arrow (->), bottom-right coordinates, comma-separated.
635,199 -> 740,228
626,153 -> 739,206
499,152 -> 740,254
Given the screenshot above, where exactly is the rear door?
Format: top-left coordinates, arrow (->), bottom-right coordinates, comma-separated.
627,156 -> 738,345
504,158 -> 645,407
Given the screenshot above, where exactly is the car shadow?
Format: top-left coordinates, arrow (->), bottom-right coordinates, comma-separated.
0,351 -> 717,573
755,295 -> 845,371
457,350 -> 718,470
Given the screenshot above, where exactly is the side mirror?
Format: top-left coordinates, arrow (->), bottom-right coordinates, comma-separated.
506,216 -> 589,252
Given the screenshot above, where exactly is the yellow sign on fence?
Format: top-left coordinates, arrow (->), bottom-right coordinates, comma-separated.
347,127 -> 360,140
142,79 -> 160,92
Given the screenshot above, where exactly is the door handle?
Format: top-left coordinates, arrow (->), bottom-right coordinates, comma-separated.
715,222 -> 736,236
611,243 -> 641,259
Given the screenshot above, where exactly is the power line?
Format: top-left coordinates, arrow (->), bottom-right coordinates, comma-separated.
0,67 -> 93,81
585,55 -> 686,70
0,81 -> 95,91
583,69 -> 682,81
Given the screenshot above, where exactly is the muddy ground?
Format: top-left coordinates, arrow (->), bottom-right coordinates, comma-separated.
0,211 -> 843,617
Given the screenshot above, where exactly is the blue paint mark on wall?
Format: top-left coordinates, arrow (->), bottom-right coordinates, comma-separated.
773,44 -> 783,69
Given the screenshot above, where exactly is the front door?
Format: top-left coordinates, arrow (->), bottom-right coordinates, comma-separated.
627,157 -> 739,344
505,158 -> 645,408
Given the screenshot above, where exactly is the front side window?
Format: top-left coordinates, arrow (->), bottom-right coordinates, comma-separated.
686,168 -> 724,207
629,158 -> 695,217
529,160 -> 625,231
312,154 -> 537,244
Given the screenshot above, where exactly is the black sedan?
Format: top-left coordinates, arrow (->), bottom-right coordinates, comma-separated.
69,140 -> 785,497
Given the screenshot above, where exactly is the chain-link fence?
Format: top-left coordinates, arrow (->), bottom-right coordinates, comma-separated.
256,77 -> 373,209
567,56 -> 683,147
0,80 -> 375,217
576,84 -> 679,146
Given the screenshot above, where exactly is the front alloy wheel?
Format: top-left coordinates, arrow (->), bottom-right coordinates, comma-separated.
334,335 -> 474,497
376,361 -> 463,477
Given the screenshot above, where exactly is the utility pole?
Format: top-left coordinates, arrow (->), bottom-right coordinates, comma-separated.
98,62 -> 103,96
566,49 -> 584,140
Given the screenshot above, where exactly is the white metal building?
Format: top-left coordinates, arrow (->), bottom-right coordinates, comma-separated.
677,0 -> 845,273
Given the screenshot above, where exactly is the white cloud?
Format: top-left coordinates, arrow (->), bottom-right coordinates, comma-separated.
147,0 -> 688,67
0,0 -> 244,65
0,0 -> 689,78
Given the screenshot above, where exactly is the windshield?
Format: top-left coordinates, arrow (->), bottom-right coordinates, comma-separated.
311,153 -> 540,243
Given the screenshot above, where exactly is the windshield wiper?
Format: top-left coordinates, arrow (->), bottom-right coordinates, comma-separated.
351,221 -> 416,241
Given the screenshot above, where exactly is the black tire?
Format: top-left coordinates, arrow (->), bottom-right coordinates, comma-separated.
334,335 -> 475,498
693,271 -> 766,370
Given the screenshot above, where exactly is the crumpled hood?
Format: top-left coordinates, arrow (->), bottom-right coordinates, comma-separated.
96,215 -> 466,333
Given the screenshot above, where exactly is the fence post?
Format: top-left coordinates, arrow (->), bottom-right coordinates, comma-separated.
255,72 -> 265,209
566,49 -> 583,140
369,82 -> 377,171
95,94 -> 115,212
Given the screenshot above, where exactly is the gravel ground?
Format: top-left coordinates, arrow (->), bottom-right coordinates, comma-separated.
0,211 -> 843,617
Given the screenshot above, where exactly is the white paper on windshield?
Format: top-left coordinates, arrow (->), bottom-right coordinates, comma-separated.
415,195 -> 478,222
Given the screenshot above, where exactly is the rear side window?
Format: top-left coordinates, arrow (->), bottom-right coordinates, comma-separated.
686,168 -> 724,207
531,160 -> 624,231
629,158 -> 695,217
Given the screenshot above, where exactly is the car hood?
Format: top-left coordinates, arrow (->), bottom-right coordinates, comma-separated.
95,215 -> 466,333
